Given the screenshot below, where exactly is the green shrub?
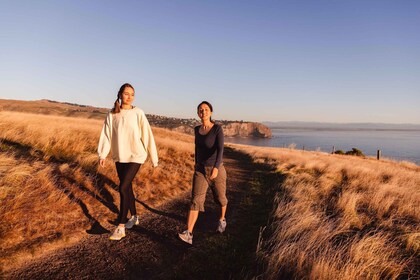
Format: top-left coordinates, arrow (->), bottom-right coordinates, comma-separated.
345,148 -> 365,157
333,148 -> 365,157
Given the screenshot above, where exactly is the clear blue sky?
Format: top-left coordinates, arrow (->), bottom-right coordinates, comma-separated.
1,0 -> 419,123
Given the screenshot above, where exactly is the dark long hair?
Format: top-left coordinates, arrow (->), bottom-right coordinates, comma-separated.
112,83 -> 134,114
197,101 -> 214,123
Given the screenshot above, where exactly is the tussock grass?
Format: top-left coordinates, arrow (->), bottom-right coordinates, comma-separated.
0,111 -> 194,272
0,154 -> 87,265
230,144 -> 420,279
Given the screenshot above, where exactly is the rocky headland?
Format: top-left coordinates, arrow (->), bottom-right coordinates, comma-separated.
148,115 -> 271,138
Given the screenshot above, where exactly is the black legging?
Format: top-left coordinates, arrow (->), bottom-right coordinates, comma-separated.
115,162 -> 141,224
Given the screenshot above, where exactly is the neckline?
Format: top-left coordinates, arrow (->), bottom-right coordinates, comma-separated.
198,124 -> 215,136
121,105 -> 135,111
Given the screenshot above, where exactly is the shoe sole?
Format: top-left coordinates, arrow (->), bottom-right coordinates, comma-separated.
109,234 -> 126,241
178,234 -> 192,245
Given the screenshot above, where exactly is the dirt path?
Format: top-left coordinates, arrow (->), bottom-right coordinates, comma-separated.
5,148 -> 281,280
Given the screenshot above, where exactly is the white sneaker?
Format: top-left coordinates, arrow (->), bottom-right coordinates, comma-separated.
125,215 -> 139,229
109,226 -> 126,240
217,219 -> 227,233
178,230 -> 193,245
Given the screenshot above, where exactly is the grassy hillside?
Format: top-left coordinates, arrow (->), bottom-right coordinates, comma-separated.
0,111 -> 194,272
231,145 -> 419,279
2,108 -> 418,278
0,99 -> 108,119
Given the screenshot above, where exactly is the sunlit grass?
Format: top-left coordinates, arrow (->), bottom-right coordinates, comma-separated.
231,144 -> 419,279
0,111 -> 194,271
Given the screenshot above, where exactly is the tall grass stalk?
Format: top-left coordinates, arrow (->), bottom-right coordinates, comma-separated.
231,144 -> 419,279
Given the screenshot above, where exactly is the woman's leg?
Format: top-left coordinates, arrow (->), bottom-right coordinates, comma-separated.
115,162 -> 141,225
128,182 -> 137,216
211,165 -> 228,216
211,165 -> 228,232
179,168 -> 208,245
220,205 -> 227,221
188,169 -> 209,232
115,163 -> 124,223
187,210 -> 199,233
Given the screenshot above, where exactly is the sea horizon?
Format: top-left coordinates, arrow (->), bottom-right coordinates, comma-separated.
226,125 -> 420,165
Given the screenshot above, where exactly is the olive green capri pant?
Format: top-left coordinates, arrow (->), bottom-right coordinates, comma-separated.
190,164 -> 228,212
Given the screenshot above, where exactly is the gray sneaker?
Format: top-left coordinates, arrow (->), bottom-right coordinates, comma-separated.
125,215 -> 139,229
178,230 -> 193,245
109,226 -> 126,240
217,219 -> 227,233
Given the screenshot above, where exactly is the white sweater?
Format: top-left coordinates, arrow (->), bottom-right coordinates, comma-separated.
98,107 -> 158,166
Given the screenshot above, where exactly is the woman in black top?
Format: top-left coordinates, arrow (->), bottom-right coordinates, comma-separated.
178,101 -> 228,245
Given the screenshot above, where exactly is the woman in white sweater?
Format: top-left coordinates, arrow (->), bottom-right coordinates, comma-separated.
98,83 -> 158,240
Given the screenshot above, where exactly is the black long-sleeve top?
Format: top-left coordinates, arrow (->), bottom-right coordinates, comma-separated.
194,124 -> 224,168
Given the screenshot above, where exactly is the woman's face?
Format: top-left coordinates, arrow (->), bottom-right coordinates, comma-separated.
197,104 -> 212,121
121,87 -> 135,106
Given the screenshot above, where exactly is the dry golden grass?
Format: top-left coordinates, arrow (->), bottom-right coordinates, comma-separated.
0,98 -> 108,120
0,111 -> 194,272
229,144 -> 420,280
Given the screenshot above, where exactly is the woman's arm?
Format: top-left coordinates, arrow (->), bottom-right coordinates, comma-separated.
98,113 -> 112,163
139,110 -> 159,167
214,125 -> 224,169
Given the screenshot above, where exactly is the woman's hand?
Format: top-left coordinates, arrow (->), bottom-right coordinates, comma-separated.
99,158 -> 106,168
210,167 -> 219,180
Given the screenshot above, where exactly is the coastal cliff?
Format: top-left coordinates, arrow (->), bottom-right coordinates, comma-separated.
160,120 -> 272,138
222,122 -> 272,138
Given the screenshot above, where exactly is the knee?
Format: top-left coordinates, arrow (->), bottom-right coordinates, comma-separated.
216,194 -> 228,207
190,195 -> 205,212
119,183 -> 132,195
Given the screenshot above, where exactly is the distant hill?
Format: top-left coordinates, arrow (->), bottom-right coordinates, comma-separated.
0,99 -> 271,138
0,99 -> 108,119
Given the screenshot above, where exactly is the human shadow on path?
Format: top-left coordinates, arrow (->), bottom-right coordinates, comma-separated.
2,139 -> 116,235
135,199 -> 185,222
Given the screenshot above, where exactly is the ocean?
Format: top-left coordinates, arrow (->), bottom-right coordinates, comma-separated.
225,127 -> 420,165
